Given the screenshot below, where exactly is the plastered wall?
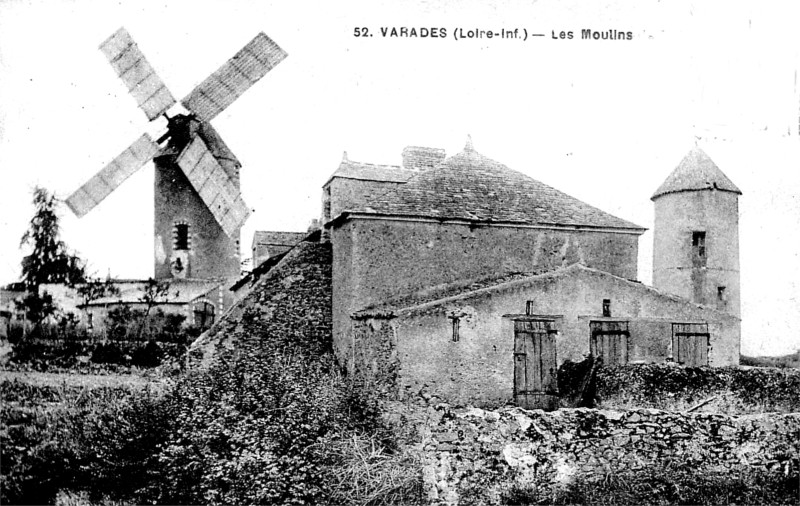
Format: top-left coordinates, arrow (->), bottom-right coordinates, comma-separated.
352,267 -> 739,407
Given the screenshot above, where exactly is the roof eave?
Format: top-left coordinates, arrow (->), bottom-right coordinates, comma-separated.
329,211 -> 646,234
651,187 -> 743,201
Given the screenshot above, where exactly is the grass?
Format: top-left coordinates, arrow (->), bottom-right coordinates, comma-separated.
0,369 -> 166,390
499,467 -> 800,505
1,369 -> 171,505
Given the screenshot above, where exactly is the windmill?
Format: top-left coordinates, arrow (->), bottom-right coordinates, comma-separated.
65,28 -> 287,280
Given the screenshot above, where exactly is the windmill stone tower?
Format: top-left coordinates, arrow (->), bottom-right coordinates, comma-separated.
651,147 -> 742,318
65,28 -> 287,281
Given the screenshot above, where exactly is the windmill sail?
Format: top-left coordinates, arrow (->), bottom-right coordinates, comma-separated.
66,134 -> 159,217
181,32 -> 287,122
175,136 -> 251,238
100,28 -> 177,121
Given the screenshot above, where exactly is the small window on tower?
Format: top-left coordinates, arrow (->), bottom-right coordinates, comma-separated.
602,299 -> 612,317
717,286 -> 727,309
692,231 -> 706,264
175,224 -> 190,251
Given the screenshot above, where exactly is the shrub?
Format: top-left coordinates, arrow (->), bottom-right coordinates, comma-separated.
0,378 -> 172,505
596,363 -> 800,413
147,340 -> 387,505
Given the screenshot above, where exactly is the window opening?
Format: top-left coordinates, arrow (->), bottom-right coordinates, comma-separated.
450,317 -> 460,342
194,302 -> 215,330
525,300 -> 535,316
602,299 -> 611,318
175,223 -> 190,251
692,231 -> 706,265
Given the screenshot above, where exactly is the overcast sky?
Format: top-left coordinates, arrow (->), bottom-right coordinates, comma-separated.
0,0 -> 798,356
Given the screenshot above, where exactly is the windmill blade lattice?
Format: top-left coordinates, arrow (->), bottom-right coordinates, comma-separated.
175,136 -> 251,238
181,32 -> 288,122
65,134 -> 160,217
99,28 -> 177,121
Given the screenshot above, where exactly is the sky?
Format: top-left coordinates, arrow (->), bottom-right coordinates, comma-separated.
0,0 -> 798,356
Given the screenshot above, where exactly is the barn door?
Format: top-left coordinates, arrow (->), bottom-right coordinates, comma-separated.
672,323 -> 709,366
590,321 -> 629,366
514,320 -> 558,410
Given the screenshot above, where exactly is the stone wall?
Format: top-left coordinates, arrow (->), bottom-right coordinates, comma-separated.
332,217 -> 640,367
410,403 -> 800,505
653,189 -> 740,317
349,266 -> 739,408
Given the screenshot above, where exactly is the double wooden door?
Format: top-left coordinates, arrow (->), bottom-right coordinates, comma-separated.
513,320 -> 558,410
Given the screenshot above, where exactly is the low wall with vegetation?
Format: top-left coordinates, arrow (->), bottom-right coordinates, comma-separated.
417,403 -> 800,505
558,361 -> 800,414
5,339 -> 186,372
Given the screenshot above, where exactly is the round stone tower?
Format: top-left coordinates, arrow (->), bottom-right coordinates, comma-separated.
651,147 -> 741,317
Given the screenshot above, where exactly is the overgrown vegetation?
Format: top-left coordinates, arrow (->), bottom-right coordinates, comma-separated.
498,464 -> 800,505
0,377 -> 172,505
0,340 -> 415,505
596,363 -> 800,413
1,242 -> 419,505
557,359 -> 800,413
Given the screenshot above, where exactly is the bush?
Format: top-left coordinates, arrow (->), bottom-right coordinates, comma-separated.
8,338 -> 187,371
596,363 -> 800,413
147,340 -> 388,505
0,378 -> 172,505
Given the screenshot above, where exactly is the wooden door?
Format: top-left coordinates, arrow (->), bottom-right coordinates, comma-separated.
590,321 -> 629,366
672,323 -> 709,366
514,320 -> 558,410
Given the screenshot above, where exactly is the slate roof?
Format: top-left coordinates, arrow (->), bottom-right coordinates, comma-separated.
344,143 -> 645,231
355,263 -> 738,320
652,147 -> 742,200
324,153 -> 417,185
252,231 -> 307,247
356,269 -> 555,316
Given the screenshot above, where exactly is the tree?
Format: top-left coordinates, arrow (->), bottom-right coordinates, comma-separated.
17,187 -> 86,335
137,278 -> 175,340
76,277 -> 120,331
19,187 -> 86,290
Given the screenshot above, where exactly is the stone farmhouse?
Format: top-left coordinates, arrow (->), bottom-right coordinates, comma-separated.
318,139 -> 741,409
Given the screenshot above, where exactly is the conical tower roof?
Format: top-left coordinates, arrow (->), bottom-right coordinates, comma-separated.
651,147 -> 741,200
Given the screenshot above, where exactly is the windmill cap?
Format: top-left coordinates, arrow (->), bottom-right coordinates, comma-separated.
651,147 -> 742,200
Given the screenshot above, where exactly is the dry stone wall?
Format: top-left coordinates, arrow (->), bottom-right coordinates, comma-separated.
410,403 -> 800,505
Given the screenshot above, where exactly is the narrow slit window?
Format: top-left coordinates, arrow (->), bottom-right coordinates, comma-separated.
717,286 -> 726,301
525,300 -> 535,316
602,299 -> 611,318
451,317 -> 460,342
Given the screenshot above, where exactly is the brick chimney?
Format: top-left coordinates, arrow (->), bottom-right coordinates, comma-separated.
401,146 -> 445,171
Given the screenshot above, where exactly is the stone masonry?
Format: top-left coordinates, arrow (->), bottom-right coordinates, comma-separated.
410,403 -> 800,504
